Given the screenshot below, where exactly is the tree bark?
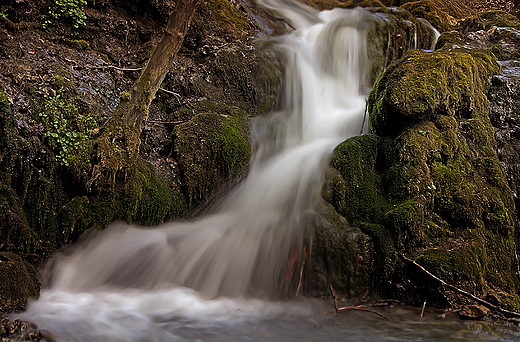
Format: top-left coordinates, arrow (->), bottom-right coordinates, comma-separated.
87,0 -> 200,191
119,0 -> 200,129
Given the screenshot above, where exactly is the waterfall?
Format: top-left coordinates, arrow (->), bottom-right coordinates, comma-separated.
17,1 -> 371,340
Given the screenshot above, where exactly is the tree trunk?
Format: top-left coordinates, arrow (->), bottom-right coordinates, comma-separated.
119,0 -> 201,129
87,0 -> 200,193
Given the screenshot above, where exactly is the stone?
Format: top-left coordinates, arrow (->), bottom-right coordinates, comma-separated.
459,304 -> 490,319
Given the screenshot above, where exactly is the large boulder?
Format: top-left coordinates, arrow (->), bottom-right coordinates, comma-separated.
0,252 -> 39,311
327,46 -> 520,309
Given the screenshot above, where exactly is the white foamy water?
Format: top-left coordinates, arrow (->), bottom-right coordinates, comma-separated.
18,1 -> 372,340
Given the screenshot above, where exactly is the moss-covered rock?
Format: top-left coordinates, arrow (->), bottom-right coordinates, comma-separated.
400,0 -> 458,32
369,49 -> 499,136
328,46 -> 519,307
190,0 -> 251,42
457,10 -> 520,34
0,252 -> 39,311
366,7 -> 439,82
174,112 -> 250,207
327,134 -> 391,225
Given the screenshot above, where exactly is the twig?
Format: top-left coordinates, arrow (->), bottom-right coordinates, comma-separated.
438,309 -> 460,318
295,246 -> 307,298
353,289 -> 369,307
324,305 -> 393,321
147,119 -> 187,125
330,284 -> 339,316
420,301 -> 426,318
158,87 -> 182,105
87,65 -> 143,72
401,255 -> 520,319
360,99 -> 368,134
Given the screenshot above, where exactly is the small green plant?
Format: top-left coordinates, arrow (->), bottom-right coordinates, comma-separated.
44,0 -> 87,31
39,89 -> 95,167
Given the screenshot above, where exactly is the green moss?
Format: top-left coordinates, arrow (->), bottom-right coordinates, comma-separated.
359,223 -> 397,279
0,252 -> 39,311
472,11 -> 520,30
132,159 -> 187,224
61,196 -> 91,242
369,50 -> 499,136
0,185 -> 39,258
174,113 -> 250,207
435,31 -> 466,50
400,0 -> 457,32
367,7 -> 439,82
330,45 -> 517,305
329,135 -> 391,225
385,199 -> 426,248
71,39 -> 89,51
416,246 -> 484,292
192,0 -> 250,40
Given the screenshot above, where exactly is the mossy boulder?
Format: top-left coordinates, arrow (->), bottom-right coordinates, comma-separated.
189,0 -> 251,43
380,0 -> 472,19
369,49 -> 499,136
327,47 -> 520,308
174,112 -> 250,207
400,0 -> 458,32
0,252 -> 39,312
367,7 -> 439,82
327,135 -> 391,225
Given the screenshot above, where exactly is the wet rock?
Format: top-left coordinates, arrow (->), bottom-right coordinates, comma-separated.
306,205 -> 373,298
369,49 -> 498,136
488,60 -> 520,216
459,304 -> 490,319
0,252 -> 39,311
400,0 -> 459,32
367,7 -> 440,82
490,26 -> 520,60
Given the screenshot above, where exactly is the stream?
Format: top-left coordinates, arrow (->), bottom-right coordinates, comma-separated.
13,0 -> 520,341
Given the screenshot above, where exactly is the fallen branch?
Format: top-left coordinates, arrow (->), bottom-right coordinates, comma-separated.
401,255 -> 520,319
438,309 -> 460,318
87,65 -> 143,72
295,246 -> 307,298
330,284 -> 339,316
324,305 -> 393,321
147,119 -> 187,125
158,87 -> 182,105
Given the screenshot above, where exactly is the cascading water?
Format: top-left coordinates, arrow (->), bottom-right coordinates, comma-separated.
17,1 -> 371,340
